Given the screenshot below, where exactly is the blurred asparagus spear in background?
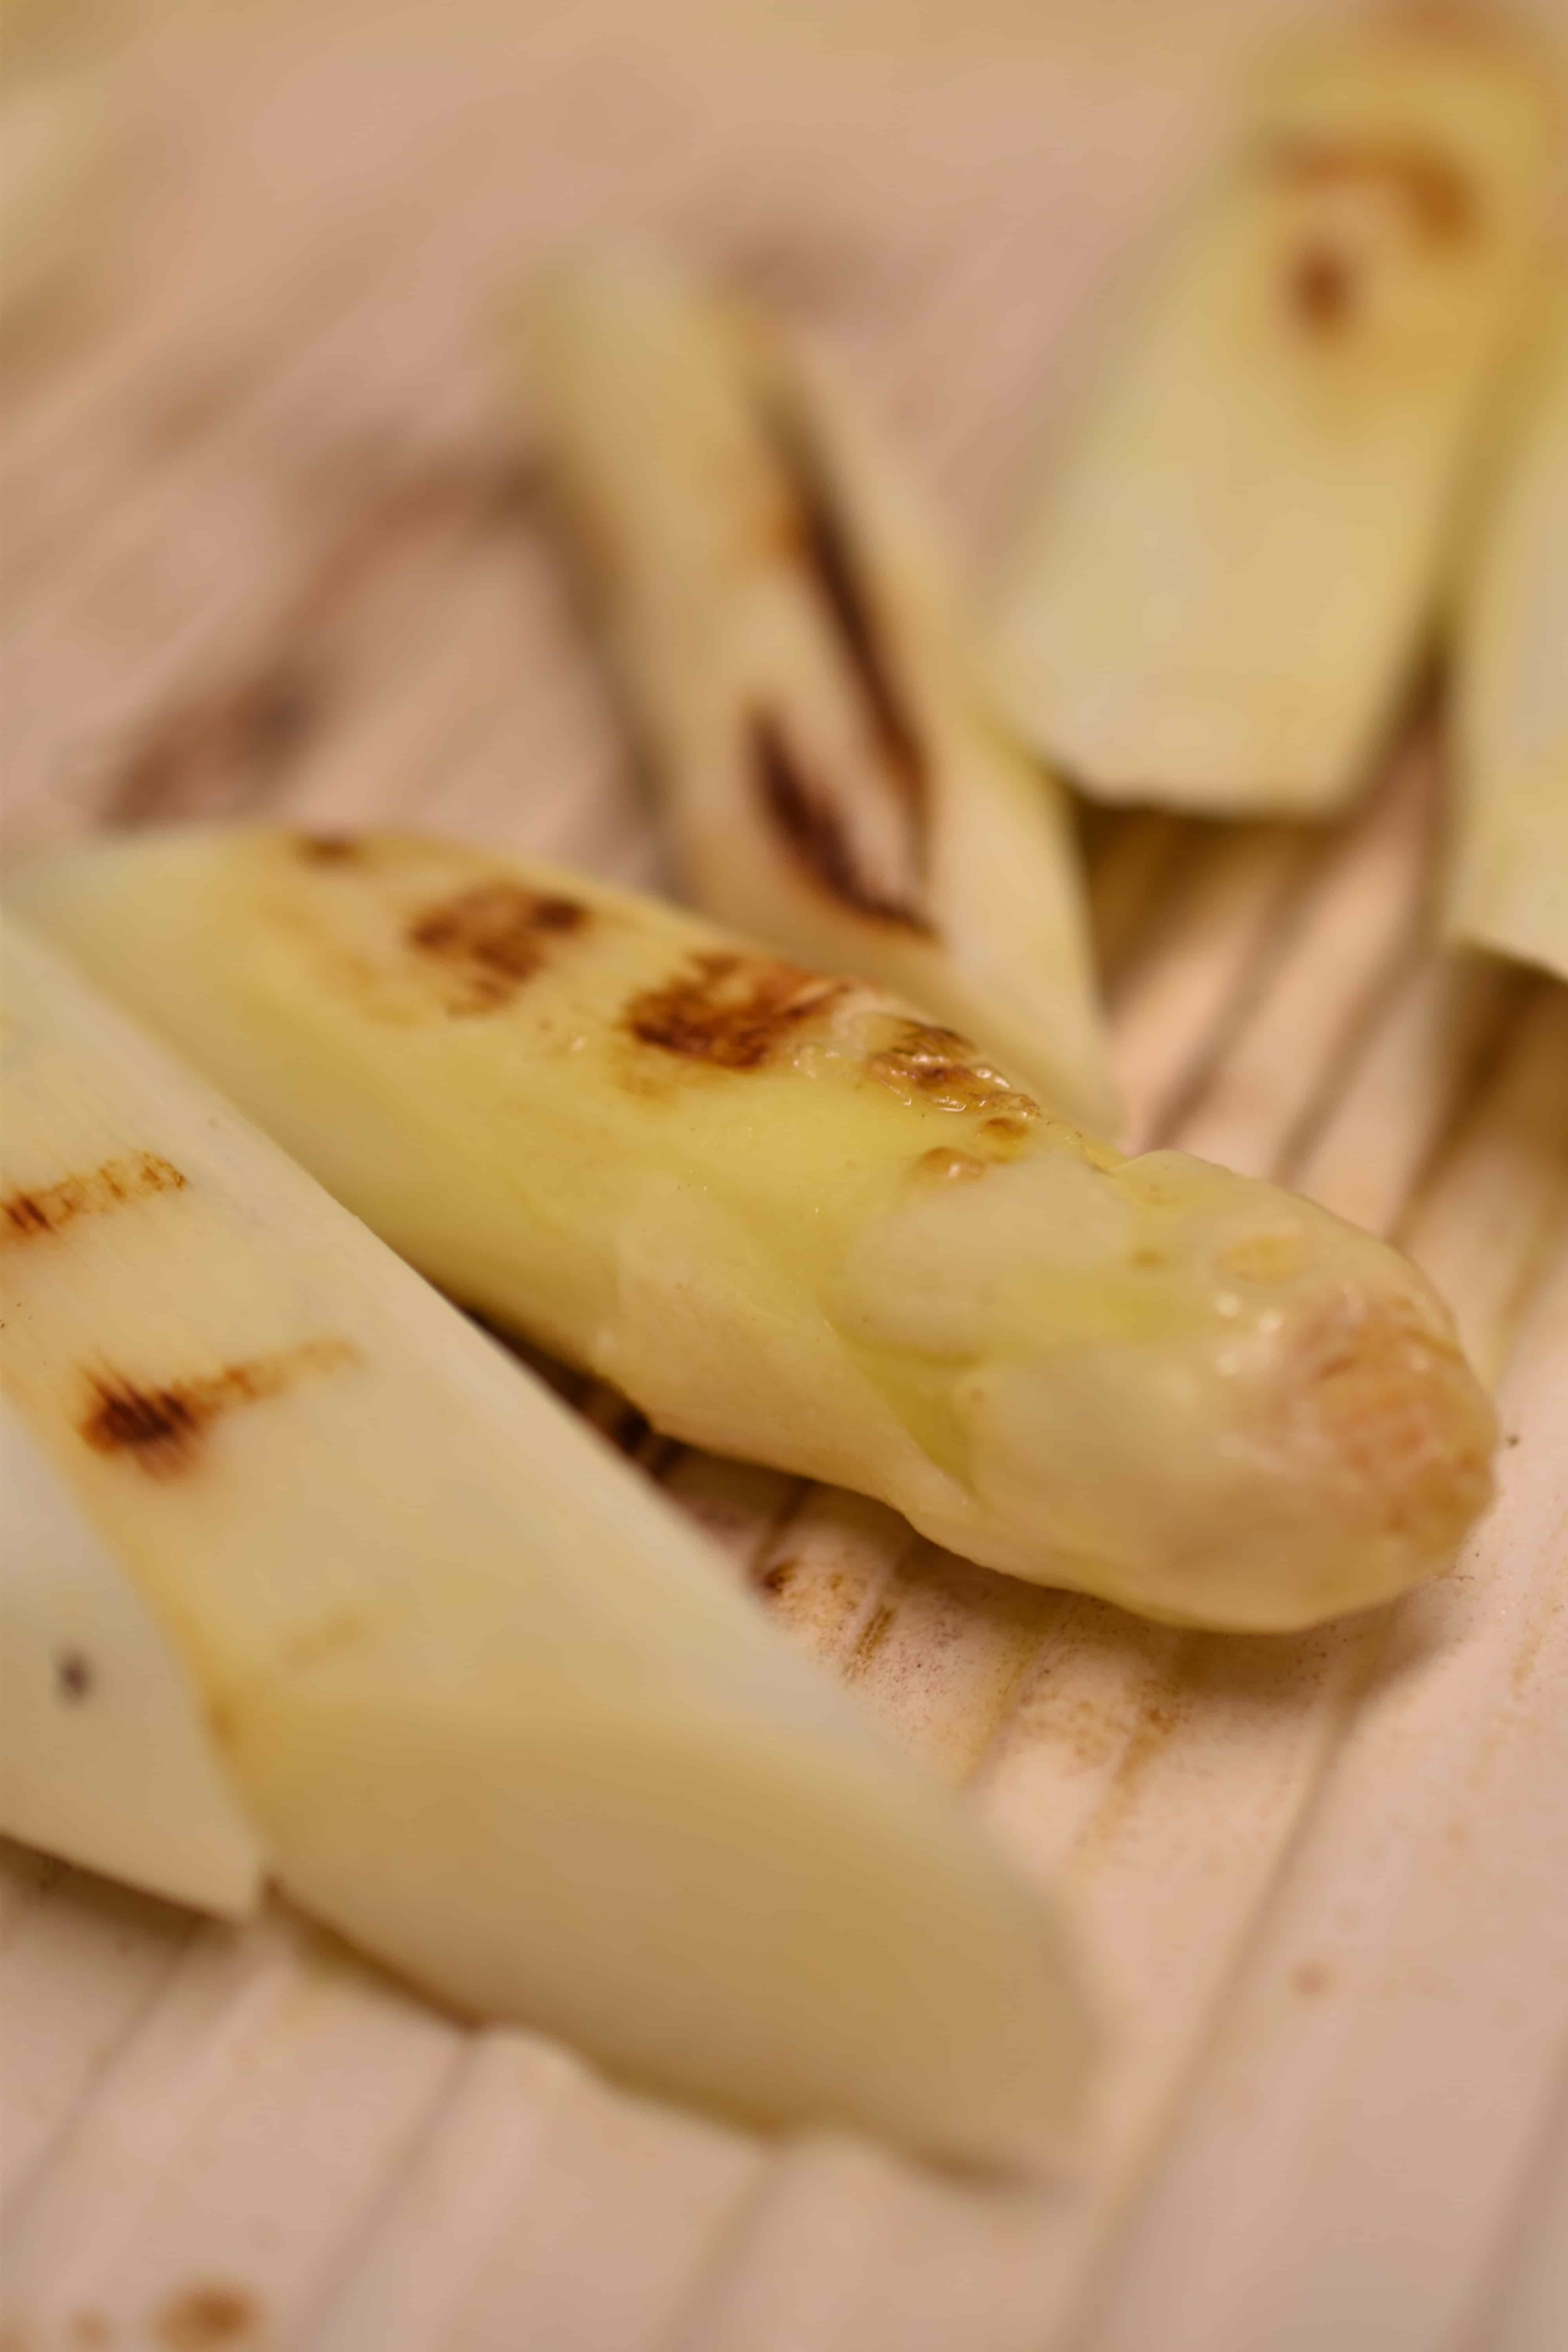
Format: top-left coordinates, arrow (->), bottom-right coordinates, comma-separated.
990,10 -> 1554,817
1,913 -> 1092,2165
0,0 -> 130,335
11,826 -> 1496,1634
524,251 -> 1117,1137
1443,284 -> 1567,979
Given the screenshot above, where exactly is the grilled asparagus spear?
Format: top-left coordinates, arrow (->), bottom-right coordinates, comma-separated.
1444,285 -> 1568,978
525,251 -> 1117,1136
990,11 -> 1553,815
12,827 -> 1496,1634
0,913 -> 1093,2165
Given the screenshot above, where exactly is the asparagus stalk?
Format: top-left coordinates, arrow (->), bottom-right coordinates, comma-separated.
1443,285 -> 1568,979
11,826 -> 1497,1634
990,11 -> 1554,815
0,912 -> 1093,2165
525,251 -> 1117,1136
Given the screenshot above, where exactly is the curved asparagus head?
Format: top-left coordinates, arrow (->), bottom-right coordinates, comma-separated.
990,11 -> 1554,814
12,828 -> 1496,1633
1444,285 -> 1568,979
524,250 -> 1117,1136
0,914 -> 1094,2167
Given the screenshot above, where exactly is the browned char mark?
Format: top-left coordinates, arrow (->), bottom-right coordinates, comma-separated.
866,1020 -> 1042,1123
294,832 -> 361,864
79,1338 -> 359,1476
750,713 -> 934,933
1288,241 -> 1359,333
406,880 -> 589,1012
624,949 -> 849,1071
155,2281 -> 262,2349
761,392 -> 926,792
1264,133 -> 1476,246
2,1153 -> 186,1242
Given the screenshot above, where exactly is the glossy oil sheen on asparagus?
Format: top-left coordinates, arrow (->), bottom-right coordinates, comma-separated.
0,913 -> 1092,2166
12,827 -> 1498,1634
525,250 -> 1117,1136
990,12 -> 1553,815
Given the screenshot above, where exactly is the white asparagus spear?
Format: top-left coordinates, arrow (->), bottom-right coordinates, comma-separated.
525,250 -> 1117,1136
10,825 -> 1497,1634
0,913 -> 1093,2166
0,0 -> 131,334
990,10 -> 1554,815
1444,282 -> 1568,978
0,1391 -> 265,1917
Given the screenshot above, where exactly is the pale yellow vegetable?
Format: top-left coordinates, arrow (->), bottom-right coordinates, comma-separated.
0,913 -> 1092,2166
0,2 -> 129,334
11,826 -> 1497,1634
525,250 -> 1116,1136
0,1390 -> 265,1917
1444,286 -> 1568,979
991,12 -> 1553,815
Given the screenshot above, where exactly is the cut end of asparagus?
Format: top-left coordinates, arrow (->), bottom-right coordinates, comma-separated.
8,825 -> 1498,1633
522,247 -> 1119,1137
989,9 -> 1555,816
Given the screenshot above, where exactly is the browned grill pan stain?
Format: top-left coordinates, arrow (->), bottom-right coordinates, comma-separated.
846,1600 -> 898,1678
112,661 -> 325,827
154,2282 -> 259,2349
1264,134 -> 1475,245
80,1339 -> 359,1476
624,950 -> 849,1071
866,1021 -> 1042,1122
750,712 -> 934,933
2,1153 -> 187,1242
406,881 -> 589,1011
108,453 -> 541,827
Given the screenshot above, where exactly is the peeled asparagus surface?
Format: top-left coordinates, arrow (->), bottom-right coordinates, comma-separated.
990,12 -> 1553,815
1444,286 -> 1568,979
525,251 -> 1116,1136
0,913 -> 1092,2167
0,1390 -> 265,1917
12,826 -> 1497,1634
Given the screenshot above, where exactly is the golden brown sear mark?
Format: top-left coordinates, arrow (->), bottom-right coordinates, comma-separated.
80,1339 -> 358,1476
867,1021 -> 1041,1122
1264,134 -> 1474,245
625,949 -> 848,1071
295,831 -> 360,864
406,881 -> 589,1012
155,2281 -> 260,2349
3,1153 -> 186,1242
750,713 -> 934,933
